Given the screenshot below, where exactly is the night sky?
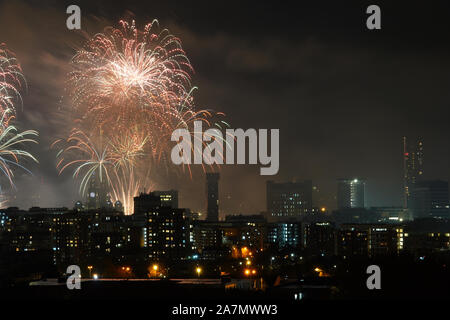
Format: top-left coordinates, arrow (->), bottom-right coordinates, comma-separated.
1,0 -> 450,216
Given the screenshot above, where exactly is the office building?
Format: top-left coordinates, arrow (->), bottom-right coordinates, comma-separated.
192,221 -> 224,253
404,218 -> 450,253
223,215 -> 266,250
267,222 -> 302,249
151,190 -> 179,208
337,178 -> 365,209
370,206 -> 412,223
338,224 -> 404,257
266,180 -> 312,222
402,137 -> 424,208
411,180 -> 449,219
303,222 -> 336,256
142,206 -> 190,260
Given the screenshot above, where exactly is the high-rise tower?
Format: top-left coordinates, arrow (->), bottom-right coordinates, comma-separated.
402,137 -> 424,208
86,172 -> 109,210
206,173 -> 220,221
337,178 -> 365,209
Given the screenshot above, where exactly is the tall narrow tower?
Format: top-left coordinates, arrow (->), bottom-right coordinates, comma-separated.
86,172 -> 109,210
206,173 -> 220,221
403,137 -> 424,208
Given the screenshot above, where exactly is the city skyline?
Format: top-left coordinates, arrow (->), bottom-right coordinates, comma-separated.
0,1 -> 449,215
1,1 -> 450,304
2,182 -> 449,300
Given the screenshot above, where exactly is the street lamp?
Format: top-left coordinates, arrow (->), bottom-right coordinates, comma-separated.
314,267 -> 325,277
150,264 -> 159,278
196,267 -> 202,278
87,265 -> 93,278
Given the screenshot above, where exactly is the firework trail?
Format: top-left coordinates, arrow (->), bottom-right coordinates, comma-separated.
0,45 -> 38,207
57,19 -> 226,214
54,128 -> 152,213
54,129 -> 114,197
0,43 -> 26,128
0,114 -> 39,190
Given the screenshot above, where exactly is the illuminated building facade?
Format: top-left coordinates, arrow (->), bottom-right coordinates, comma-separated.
192,221 -> 225,254
266,180 -> 312,222
402,137 -> 424,208
151,190 -> 179,208
143,207 -> 190,260
337,178 -> 365,209
267,222 -> 302,249
338,224 -> 404,257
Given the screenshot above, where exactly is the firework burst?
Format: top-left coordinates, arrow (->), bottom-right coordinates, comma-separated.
54,129 -> 114,197
0,43 -> 26,127
68,19 -> 195,132
0,45 -> 38,206
0,120 -> 38,189
58,19 -> 225,214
